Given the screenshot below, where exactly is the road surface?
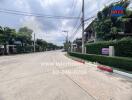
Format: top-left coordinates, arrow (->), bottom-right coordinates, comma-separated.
0,51 -> 132,100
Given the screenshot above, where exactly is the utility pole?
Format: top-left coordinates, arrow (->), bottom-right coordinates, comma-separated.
34,33 -> 36,52
82,0 -> 85,54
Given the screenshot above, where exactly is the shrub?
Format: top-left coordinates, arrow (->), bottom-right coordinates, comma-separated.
86,37 -> 132,57
16,45 -> 34,53
68,52 -> 132,71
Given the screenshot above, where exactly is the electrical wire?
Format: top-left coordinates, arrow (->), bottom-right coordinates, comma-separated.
0,8 -> 81,20
69,23 -> 82,41
71,11 -> 81,35
71,0 -> 77,15
70,15 -> 96,41
69,0 -> 81,40
71,0 -> 75,9
84,16 -> 96,22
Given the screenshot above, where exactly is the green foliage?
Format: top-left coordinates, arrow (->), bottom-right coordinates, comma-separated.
0,26 -> 3,34
97,12 -> 102,20
36,39 -> 47,46
86,37 -> 132,57
47,43 -> 58,50
93,0 -> 132,40
0,26 -> 60,54
68,52 -> 132,71
0,27 -> 16,44
36,39 -> 47,51
16,27 -> 33,46
126,9 -> 132,16
110,27 -> 118,34
102,6 -> 110,18
18,27 -> 33,40
16,45 -> 34,53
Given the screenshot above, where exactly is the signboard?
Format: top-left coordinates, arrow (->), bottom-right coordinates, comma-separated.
111,6 -> 124,17
102,48 -> 109,55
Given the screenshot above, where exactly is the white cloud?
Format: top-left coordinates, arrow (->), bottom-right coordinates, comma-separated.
21,17 -> 42,32
13,0 -> 31,12
38,0 -> 61,8
0,0 -> 125,45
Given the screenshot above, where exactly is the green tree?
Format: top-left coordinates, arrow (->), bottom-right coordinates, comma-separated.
97,12 -> 102,20
18,27 -> 33,40
16,27 -> 33,46
0,26 -> 16,45
93,0 -> 132,40
36,39 -> 47,51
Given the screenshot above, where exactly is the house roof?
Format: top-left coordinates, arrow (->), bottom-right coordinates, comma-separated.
84,19 -> 96,32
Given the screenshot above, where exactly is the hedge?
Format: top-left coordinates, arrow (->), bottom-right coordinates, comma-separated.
16,45 -> 42,54
68,52 -> 132,71
16,45 -> 34,53
85,38 -> 132,57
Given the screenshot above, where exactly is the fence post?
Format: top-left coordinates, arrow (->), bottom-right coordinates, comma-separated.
85,47 -> 87,54
109,46 -> 115,57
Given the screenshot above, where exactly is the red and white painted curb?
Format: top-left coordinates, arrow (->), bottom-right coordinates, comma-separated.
71,57 -> 132,79
97,65 -> 113,73
74,59 -> 85,64
97,65 -> 132,79
86,63 -> 132,79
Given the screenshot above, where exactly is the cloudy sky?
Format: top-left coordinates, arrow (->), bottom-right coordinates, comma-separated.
0,0 -> 131,45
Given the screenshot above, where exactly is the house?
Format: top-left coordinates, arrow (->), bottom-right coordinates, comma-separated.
84,21 -> 96,43
73,38 -> 82,52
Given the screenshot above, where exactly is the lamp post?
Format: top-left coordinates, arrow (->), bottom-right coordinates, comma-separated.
62,30 -> 69,52
62,30 -> 68,42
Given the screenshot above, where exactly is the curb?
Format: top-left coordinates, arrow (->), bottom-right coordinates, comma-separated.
97,65 -> 113,73
97,65 -> 132,79
113,70 -> 132,79
74,59 -> 85,64
97,65 -> 132,78
84,62 -> 132,79
68,55 -> 132,79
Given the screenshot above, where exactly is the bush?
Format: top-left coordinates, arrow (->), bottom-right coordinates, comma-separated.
86,37 -> 132,57
16,45 -> 34,53
68,52 -> 132,71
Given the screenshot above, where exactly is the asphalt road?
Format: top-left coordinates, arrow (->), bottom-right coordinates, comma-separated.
0,51 -> 132,100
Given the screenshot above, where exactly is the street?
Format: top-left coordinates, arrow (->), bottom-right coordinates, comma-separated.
0,51 -> 132,100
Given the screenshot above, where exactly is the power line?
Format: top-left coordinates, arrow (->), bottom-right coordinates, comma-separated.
70,14 -> 81,41
69,23 -> 82,41
0,9 -> 81,20
71,11 -> 82,34
71,0 -> 78,15
70,15 -> 96,41
71,0 -> 75,9
69,0 -> 81,40
84,16 -> 96,22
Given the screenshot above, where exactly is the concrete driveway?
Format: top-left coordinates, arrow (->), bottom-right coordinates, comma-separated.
0,51 -> 131,100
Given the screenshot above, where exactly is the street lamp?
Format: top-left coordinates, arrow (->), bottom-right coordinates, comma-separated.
62,30 -> 68,42
62,30 -> 69,52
